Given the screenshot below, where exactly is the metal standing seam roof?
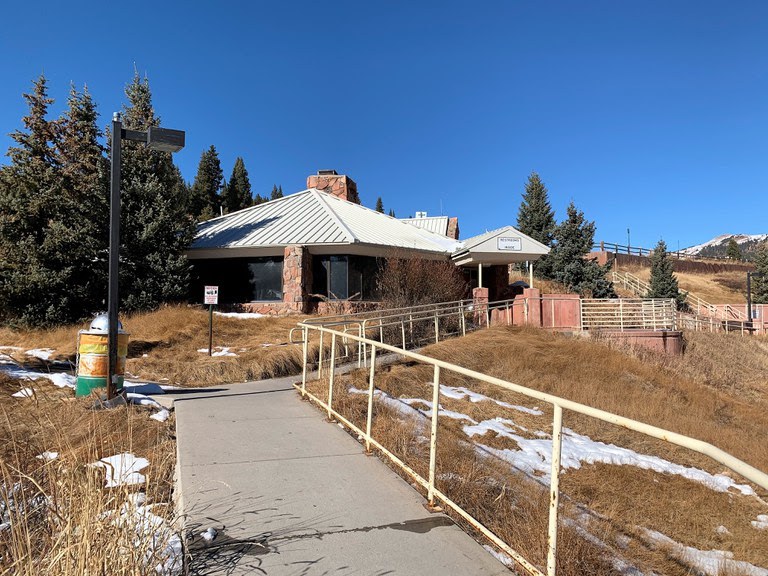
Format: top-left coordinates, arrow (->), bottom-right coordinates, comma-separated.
400,216 -> 449,236
191,189 -> 462,254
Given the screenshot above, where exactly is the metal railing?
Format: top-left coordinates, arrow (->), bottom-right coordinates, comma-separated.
595,241 -> 730,261
580,298 -> 676,331
293,321 -> 768,576
612,270 -> 747,322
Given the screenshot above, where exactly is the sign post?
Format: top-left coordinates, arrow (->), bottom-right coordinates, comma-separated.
204,286 -> 219,356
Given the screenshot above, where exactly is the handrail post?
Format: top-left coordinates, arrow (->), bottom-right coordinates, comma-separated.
318,331 -> 325,380
434,310 -> 440,343
301,326 -> 308,397
401,318 -> 406,350
365,345 -> 377,453
327,332 -> 336,420
547,404 -> 563,576
428,365 -> 441,507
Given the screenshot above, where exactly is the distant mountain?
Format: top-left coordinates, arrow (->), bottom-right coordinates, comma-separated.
681,233 -> 768,260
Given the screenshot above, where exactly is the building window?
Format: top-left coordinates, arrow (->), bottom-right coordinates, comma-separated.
191,257 -> 283,303
313,255 -> 381,300
248,258 -> 283,301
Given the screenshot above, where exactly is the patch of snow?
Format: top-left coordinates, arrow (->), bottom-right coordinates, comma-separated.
440,385 -> 543,415
36,451 -> 58,461
12,387 -> 34,398
752,514 -> 768,530
466,422 -> 755,496
25,348 -> 55,360
716,525 -> 731,536
348,387 -> 421,418
0,362 -> 76,389
400,397 -> 478,423
46,373 -> 76,388
197,347 -> 238,357
124,501 -> 182,575
150,409 -> 170,423
200,527 -> 217,542
483,545 -> 515,567
642,528 -> 768,576
125,382 -> 167,395
90,453 -> 149,488
214,312 -> 264,319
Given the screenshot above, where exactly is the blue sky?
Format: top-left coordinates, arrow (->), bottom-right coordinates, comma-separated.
2,1 -> 767,249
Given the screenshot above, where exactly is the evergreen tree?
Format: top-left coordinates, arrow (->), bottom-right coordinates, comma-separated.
375,197 -> 384,213
726,237 -> 743,261
221,156 -> 251,213
189,145 -> 224,220
751,242 -> 768,304
548,202 -> 616,297
388,208 -> 396,217
517,172 -> 556,277
252,193 -> 267,206
270,184 -> 283,200
647,239 -> 685,307
0,75 -> 68,326
118,72 -> 195,312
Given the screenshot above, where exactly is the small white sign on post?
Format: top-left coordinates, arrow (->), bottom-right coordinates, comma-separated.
204,286 -> 219,305
497,237 -> 522,251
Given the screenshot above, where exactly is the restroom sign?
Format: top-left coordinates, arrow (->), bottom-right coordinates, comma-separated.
497,236 -> 522,251
204,286 -> 219,305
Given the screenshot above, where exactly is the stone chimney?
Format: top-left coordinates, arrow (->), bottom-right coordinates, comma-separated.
447,217 -> 460,240
307,169 -> 360,204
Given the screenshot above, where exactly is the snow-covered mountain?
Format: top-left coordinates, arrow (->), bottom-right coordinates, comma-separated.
681,233 -> 768,258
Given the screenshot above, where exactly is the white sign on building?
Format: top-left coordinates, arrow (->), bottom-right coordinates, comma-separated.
497,237 -> 522,251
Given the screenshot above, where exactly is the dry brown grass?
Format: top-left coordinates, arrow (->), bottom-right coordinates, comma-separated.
0,305 -> 316,387
302,325 -> 768,575
0,375 -> 176,575
622,265 -> 747,303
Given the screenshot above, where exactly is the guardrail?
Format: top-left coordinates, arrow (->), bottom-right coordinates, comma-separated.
595,241 -> 730,261
293,320 -> 768,576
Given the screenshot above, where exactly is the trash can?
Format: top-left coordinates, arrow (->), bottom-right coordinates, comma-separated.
75,314 -> 129,397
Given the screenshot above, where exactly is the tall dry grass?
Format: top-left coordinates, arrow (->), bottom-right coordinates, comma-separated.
621,265 -> 747,303
302,325 -> 768,574
0,376 -> 177,575
0,305 -> 316,387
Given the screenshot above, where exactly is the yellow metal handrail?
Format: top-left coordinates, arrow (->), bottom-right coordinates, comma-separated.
294,321 -> 768,576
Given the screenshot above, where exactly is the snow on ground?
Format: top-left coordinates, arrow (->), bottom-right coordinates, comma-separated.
24,348 -> 55,360
752,515 -> 768,530
197,346 -> 238,357
36,451 -> 58,461
119,497 -> 183,575
642,528 -> 768,576
0,355 -> 76,389
465,419 -> 755,495
440,385 -> 543,415
90,453 -> 149,488
11,387 -> 34,398
126,391 -> 171,422
213,312 -> 264,319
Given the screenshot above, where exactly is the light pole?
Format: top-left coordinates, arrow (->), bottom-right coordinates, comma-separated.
107,112 -> 185,400
746,271 -> 764,325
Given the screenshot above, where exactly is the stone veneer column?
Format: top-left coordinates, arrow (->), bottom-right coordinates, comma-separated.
283,246 -> 311,313
472,287 -> 489,326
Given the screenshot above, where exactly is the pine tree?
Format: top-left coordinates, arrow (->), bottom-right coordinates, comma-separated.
726,237 -> 743,261
517,172 -> 556,277
189,145 -> 224,220
117,72 -> 195,312
647,239 -> 685,307
221,157 -> 251,213
375,197 -> 384,213
252,193 -> 267,206
0,75 -> 80,326
752,242 -> 768,304
270,184 -> 283,200
388,208 -> 396,217
548,202 -> 616,297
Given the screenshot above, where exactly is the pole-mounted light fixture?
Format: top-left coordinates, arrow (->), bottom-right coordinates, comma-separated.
107,113 -> 185,400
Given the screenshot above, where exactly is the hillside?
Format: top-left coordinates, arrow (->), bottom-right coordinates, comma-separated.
682,233 -> 768,260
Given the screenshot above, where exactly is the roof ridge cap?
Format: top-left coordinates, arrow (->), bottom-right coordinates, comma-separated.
312,190 -> 357,243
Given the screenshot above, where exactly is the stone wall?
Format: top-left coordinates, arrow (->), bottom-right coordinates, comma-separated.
306,172 -> 360,204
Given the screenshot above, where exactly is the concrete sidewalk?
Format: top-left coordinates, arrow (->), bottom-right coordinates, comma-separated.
170,376 -> 510,575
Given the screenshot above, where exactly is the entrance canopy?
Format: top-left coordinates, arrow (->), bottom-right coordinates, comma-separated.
451,226 -> 550,266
